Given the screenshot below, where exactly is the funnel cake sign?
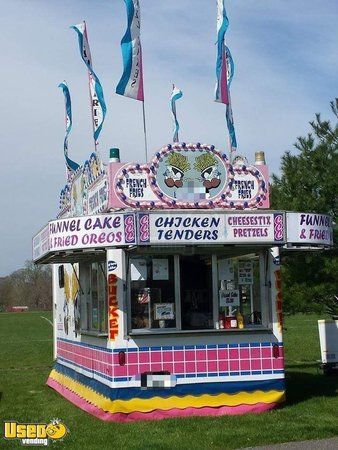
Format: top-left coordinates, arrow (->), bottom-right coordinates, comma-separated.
109,143 -> 270,210
286,213 -> 333,246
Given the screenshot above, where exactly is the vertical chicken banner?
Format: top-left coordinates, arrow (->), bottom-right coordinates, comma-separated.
116,0 -> 144,101
171,85 -> 183,143
215,0 -> 237,155
58,82 -> 79,175
71,22 -> 107,149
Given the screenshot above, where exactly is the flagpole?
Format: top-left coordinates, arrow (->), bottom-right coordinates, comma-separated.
88,73 -> 98,153
83,21 -> 98,154
142,101 -> 148,162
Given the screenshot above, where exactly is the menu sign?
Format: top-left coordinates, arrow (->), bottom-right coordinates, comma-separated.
286,213 -> 333,246
238,261 -> 253,284
219,290 -> 240,306
138,212 -> 284,245
32,213 -> 136,261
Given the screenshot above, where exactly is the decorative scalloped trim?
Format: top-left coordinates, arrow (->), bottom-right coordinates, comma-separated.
47,371 -> 284,422
114,143 -> 268,210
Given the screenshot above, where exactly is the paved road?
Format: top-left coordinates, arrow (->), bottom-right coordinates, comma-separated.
244,437 -> 338,449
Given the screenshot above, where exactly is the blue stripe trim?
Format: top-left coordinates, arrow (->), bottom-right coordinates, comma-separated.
58,82 -> 79,172
171,88 -> 183,142
226,103 -> 237,150
53,362 -> 285,401
139,346 -> 150,352
226,46 -> 235,87
111,370 -> 285,383
116,0 -> 135,96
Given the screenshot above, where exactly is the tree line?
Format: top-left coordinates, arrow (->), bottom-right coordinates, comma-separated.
0,261 -> 52,311
271,99 -> 338,315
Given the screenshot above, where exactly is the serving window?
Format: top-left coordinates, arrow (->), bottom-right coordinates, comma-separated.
130,255 -> 178,330
217,255 -> 263,329
128,248 -> 270,334
79,260 -> 108,335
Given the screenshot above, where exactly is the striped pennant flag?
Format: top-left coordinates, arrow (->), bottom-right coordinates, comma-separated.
71,22 -> 107,144
215,0 -> 237,153
58,82 -> 79,174
215,0 -> 229,104
226,99 -> 237,152
224,45 -> 237,152
171,85 -> 183,143
116,0 -> 144,101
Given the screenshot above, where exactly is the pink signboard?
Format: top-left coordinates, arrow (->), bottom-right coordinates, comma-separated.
109,143 -> 270,210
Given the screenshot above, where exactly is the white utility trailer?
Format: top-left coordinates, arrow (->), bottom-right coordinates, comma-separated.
318,319 -> 338,374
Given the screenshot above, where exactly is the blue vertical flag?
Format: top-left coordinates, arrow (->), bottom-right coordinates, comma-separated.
226,100 -> 237,152
58,82 -> 79,173
224,46 -> 237,152
116,0 -> 144,101
71,22 -> 107,145
215,0 -> 237,153
171,85 -> 183,143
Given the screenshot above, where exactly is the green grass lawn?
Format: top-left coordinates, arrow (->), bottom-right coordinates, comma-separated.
0,312 -> 337,449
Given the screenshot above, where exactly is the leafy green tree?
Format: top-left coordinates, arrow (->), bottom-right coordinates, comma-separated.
271,99 -> 338,314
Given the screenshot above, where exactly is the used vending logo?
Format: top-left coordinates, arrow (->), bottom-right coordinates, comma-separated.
3,419 -> 68,446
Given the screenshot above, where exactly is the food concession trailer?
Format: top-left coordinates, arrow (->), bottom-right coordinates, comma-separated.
33,143 -> 333,422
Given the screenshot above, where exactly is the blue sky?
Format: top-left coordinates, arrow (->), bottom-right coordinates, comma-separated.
0,0 -> 337,276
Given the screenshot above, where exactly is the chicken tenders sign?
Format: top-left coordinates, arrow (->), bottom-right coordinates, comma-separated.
137,212 -> 284,245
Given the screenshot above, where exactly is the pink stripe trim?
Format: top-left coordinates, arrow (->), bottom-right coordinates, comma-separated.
137,46 -> 144,101
57,339 -> 285,378
219,51 -> 229,104
46,377 -> 280,423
